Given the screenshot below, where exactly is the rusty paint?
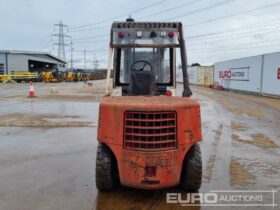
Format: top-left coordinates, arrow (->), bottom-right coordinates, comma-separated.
97,96 -> 202,189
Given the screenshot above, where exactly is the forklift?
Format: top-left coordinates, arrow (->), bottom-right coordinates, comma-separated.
96,18 -> 202,191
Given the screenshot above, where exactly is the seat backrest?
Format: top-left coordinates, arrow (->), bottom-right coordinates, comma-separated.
128,71 -> 155,96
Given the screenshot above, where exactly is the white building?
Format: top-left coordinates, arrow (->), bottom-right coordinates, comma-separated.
0,50 -> 67,74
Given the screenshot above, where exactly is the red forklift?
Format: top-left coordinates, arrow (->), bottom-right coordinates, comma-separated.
96,18 -> 202,191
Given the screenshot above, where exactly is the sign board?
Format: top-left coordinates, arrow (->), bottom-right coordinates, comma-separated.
219,67 -> 249,81
278,68 -> 280,80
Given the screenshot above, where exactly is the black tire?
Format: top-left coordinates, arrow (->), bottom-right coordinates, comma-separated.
95,143 -> 115,190
180,143 -> 202,191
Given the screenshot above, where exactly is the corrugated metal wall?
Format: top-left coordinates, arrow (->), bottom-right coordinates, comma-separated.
262,53 -> 280,96
214,55 -> 263,93
214,52 -> 280,97
197,66 -> 214,86
0,54 -> 7,74
188,66 -> 198,84
176,66 -> 214,86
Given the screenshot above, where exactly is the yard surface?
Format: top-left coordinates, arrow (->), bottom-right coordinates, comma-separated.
0,81 -> 279,210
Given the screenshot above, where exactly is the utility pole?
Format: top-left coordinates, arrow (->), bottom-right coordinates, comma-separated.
93,53 -> 95,70
70,41 -> 73,70
52,20 -> 71,61
93,53 -> 99,70
84,49 -> 87,71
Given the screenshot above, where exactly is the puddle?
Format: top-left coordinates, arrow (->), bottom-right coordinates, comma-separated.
232,134 -> 278,148
252,134 -> 278,148
230,122 -> 248,131
229,108 -> 264,117
0,113 -> 95,127
203,155 -> 216,183
230,158 -> 256,187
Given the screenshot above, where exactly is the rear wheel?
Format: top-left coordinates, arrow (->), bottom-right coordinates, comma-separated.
95,143 -> 115,190
180,143 -> 202,191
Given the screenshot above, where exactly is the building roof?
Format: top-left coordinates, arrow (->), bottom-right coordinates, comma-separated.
0,50 -> 67,64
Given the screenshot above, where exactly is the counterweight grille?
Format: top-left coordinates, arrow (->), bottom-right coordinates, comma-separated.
124,111 -> 177,151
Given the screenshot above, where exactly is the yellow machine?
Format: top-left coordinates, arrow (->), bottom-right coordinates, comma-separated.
0,71 -> 39,83
66,71 -> 75,82
43,69 -> 62,83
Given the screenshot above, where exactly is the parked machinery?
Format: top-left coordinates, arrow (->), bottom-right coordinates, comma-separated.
43,68 -> 62,83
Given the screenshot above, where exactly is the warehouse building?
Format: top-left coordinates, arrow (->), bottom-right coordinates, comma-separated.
214,52 -> 280,97
0,50 -> 67,74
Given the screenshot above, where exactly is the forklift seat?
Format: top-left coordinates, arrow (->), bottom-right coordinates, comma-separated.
128,71 -> 155,96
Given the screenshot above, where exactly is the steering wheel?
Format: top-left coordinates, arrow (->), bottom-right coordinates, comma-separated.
131,60 -> 152,72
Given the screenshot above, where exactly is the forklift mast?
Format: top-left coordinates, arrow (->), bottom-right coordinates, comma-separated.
106,18 -> 191,97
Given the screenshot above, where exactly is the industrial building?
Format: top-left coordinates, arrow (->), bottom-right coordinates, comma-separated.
0,50 -> 67,74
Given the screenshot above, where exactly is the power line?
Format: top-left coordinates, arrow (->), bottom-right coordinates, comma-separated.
188,39 -> 280,52
165,0 -> 236,21
74,38 -> 109,44
33,34 -> 52,50
70,0 -> 169,30
69,1 -> 280,34
69,24 -> 110,33
72,33 -> 108,41
185,1 -> 280,28
186,26 -> 280,43
186,24 -> 278,40
136,0 -> 205,20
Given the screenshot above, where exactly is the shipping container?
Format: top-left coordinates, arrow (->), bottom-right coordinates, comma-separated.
176,67 -> 196,83
197,66 -> 214,86
214,55 -> 263,94
262,52 -> 280,96
176,66 -> 213,86
188,66 -> 198,84
176,68 -> 182,83
214,52 -> 280,97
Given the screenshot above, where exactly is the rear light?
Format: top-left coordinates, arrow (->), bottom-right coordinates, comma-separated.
145,166 -> 156,177
168,31 -> 174,38
165,90 -> 172,96
118,32 -> 125,38
136,31 -> 142,38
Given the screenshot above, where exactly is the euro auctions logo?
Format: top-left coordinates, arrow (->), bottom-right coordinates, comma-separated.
166,190 -> 278,207
277,68 -> 280,80
219,67 -> 250,81
219,70 -> 232,79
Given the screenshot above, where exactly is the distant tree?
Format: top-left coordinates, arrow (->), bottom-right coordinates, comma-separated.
191,63 -> 201,67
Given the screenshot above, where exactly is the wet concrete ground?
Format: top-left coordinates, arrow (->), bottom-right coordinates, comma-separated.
0,81 -> 279,210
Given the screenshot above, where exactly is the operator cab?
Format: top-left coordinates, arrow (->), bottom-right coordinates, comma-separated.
106,18 -> 191,97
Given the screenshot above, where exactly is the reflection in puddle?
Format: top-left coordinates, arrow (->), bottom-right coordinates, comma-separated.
92,186 -> 201,210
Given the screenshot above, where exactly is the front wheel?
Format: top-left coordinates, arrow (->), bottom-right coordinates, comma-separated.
95,143 -> 115,190
180,143 -> 202,191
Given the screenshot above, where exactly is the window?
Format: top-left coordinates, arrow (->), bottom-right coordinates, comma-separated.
0,64 -> 4,75
117,48 -> 173,86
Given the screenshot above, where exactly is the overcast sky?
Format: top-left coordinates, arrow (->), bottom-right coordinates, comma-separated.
1,0 -> 280,68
